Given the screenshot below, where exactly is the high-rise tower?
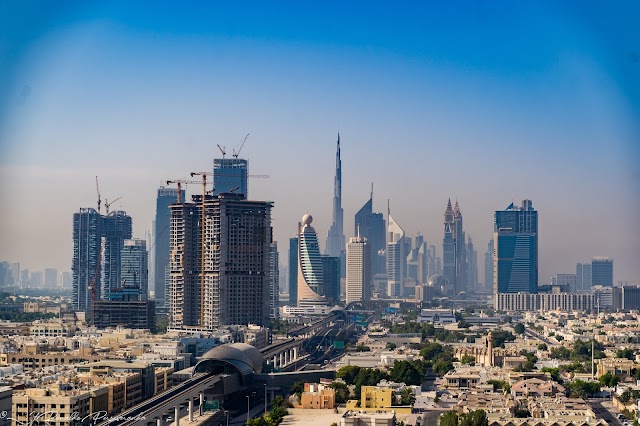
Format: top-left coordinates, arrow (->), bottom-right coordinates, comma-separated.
154,187 -> 183,310
101,211 -> 132,300
269,242 -> 279,319
591,258 -> 613,286
120,239 -> 148,301
213,157 -> 248,198
325,134 -> 345,261
298,214 -> 329,306
493,199 -> 538,297
453,201 -> 467,293
72,208 -> 103,313
386,212 -> 405,298
442,199 -> 456,295
354,185 -> 386,276
169,193 -> 272,329
346,234 -> 371,304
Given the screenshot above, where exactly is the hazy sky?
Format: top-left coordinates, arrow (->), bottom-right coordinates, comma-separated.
1,1 -> 639,284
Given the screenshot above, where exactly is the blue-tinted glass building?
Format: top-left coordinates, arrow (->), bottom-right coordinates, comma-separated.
213,158 -> 248,198
494,200 -> 538,295
288,237 -> 298,306
321,255 -> 341,303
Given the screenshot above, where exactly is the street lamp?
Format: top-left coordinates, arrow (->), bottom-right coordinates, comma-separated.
264,383 -> 268,414
224,410 -> 229,426
246,395 -> 251,424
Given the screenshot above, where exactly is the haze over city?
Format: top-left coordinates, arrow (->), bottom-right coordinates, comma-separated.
1,1 -> 639,283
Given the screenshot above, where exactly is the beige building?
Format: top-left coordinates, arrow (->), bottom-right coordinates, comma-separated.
510,378 -> 565,398
0,345 -> 102,369
300,383 -> 336,409
12,383 -> 109,426
30,322 -> 76,337
346,235 -> 371,304
596,357 -> 637,377
342,410 -> 396,426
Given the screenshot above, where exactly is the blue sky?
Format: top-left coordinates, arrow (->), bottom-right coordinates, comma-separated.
1,1 -> 639,284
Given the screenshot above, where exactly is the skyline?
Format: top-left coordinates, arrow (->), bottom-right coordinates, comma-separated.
1,2 -> 639,283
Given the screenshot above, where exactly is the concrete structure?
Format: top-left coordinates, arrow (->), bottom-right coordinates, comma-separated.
493,200 -> 538,296
119,239 -> 148,301
613,285 -> 640,310
596,357 -> 637,377
510,378 -> 565,397
288,236 -> 298,306
386,214 -> 405,298
342,410 -> 396,426
591,257 -> 613,286
93,300 -> 156,331
77,360 -> 156,400
72,208 -> 103,313
154,186 -> 183,309
325,134 -> 345,263
297,214 -> 329,307
346,235 -> 371,304
170,193 -> 273,329
495,292 -> 594,312
553,273 -> 576,293
29,322 -> 77,337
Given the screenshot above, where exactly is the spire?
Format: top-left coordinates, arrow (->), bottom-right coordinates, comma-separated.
446,198 -> 453,213
454,200 -> 460,212
370,182 -> 373,201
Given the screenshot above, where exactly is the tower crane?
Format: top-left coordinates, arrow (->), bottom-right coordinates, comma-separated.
104,197 -> 122,215
217,144 -> 226,158
232,133 -> 249,158
95,176 -> 101,214
166,179 -> 206,203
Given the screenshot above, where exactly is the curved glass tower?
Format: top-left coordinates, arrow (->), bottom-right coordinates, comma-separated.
297,214 -> 329,306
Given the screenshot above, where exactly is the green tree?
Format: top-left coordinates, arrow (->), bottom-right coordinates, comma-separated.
291,381 -> 305,400
386,342 -> 397,350
487,380 -> 510,393
460,409 -> 488,426
397,387 -> 415,406
460,355 -> 475,365
568,380 -> 601,398
337,366 -> 361,385
390,360 -> 423,385
541,367 -> 562,383
439,410 -> 459,426
328,381 -> 349,403
247,417 -> 268,426
598,372 -> 620,388
616,348 -> 634,360
537,343 -> 548,351
355,344 -> 371,352
458,320 -> 470,329
491,330 -> 516,348
514,323 -> 525,335
433,359 -> 454,376
420,342 -> 444,360
549,346 -> 572,360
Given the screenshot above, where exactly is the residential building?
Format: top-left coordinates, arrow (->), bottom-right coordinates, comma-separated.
510,378 -> 565,398
495,292 -> 594,312
297,214 -> 329,307
553,273 -> 577,293
300,383 -> 336,409
346,235 -> 371,304
154,187 -> 183,309
269,242 -> 279,319
101,211 -> 132,300
494,199 -> 538,298
591,258 -> 613,286
170,193 -> 273,329
72,208 -> 103,313
386,214 -> 405,298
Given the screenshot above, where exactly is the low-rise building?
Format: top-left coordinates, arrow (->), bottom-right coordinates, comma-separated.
342,410 -> 396,426
596,357 -> 637,378
510,378 -> 565,398
300,383 -> 336,409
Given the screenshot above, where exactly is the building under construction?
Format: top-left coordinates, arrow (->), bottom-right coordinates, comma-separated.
169,192 -> 273,331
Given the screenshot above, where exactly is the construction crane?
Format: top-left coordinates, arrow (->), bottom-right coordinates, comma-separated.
232,133 -> 249,158
104,197 -> 122,215
217,144 -> 226,158
95,176 -> 101,214
166,179 -> 205,203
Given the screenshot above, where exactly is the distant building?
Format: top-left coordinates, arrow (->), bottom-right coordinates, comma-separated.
553,274 -> 577,293
321,255 -> 341,304
120,239 -> 148,301
269,242 -> 279,319
92,300 -> 156,332
443,199 -> 456,295
386,214 -> 405,298
288,236 -> 298,306
44,268 -> 57,289
154,187 -> 183,309
325,134 -> 345,265
297,214 -> 329,307
354,185 -> 386,276
101,211 -> 132,300
591,258 -> 613,286
495,292 -> 593,312
484,239 -> 494,292
494,199 -> 538,298
346,235 -> 371,304
467,237 -> 478,291
576,263 -> 592,292
612,285 -> 640,311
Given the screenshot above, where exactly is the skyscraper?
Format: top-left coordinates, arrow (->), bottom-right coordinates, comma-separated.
213,157 -> 248,197
269,242 -> 279,319
354,185 -> 386,276
321,255 -> 341,303
154,187 -> 183,309
576,263 -> 592,292
443,199 -> 456,295
101,211 -> 132,300
288,236 -> 298,306
466,237 -> 478,291
72,208 -> 103,313
453,201 -> 467,293
325,134 -> 345,262
346,234 -> 371,304
298,214 -> 329,306
120,239 -> 148,301
591,258 -> 613,286
484,239 -> 494,292
417,242 -> 429,284
170,193 -> 272,329
386,214 -> 405,298
44,268 -> 58,289
493,199 -> 538,297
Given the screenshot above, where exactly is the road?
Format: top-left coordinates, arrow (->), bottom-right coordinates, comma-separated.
587,399 -> 623,426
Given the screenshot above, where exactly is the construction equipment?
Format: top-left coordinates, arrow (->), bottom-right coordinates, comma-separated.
166,179 -> 204,203
217,144 -> 226,158
104,197 -> 122,215
232,133 -> 249,158
95,176 -> 101,214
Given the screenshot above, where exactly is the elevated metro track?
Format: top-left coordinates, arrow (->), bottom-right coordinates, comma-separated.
98,372 -> 220,426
